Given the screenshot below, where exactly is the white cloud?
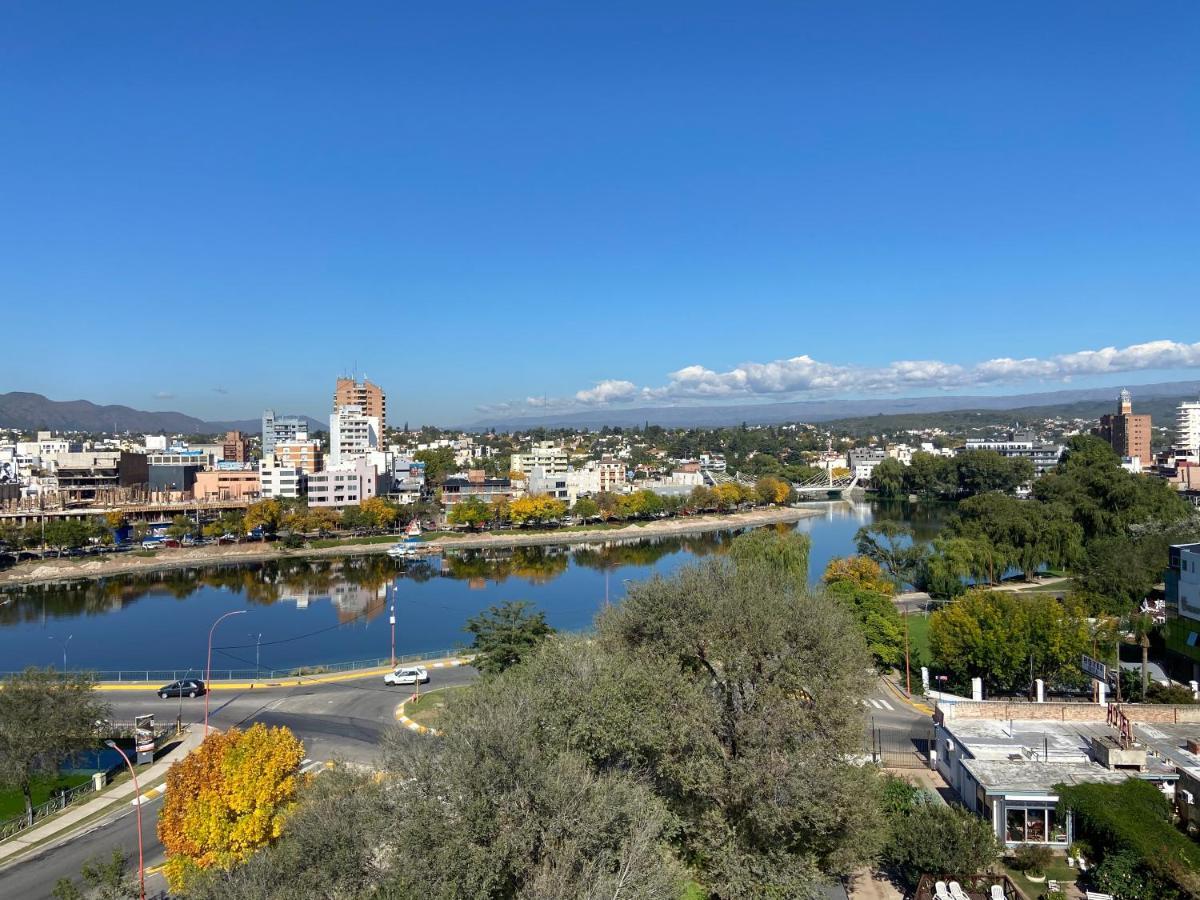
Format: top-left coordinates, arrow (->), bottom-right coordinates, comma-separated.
154,391 -> 176,400
491,339 -> 1200,414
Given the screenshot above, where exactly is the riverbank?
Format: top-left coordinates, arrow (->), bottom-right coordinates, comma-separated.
0,506 -> 820,589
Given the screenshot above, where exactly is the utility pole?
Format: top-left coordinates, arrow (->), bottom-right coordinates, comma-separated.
903,606 -> 911,695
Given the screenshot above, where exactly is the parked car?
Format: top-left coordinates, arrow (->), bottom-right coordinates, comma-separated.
141,538 -> 164,549
158,678 -> 206,699
383,666 -> 430,686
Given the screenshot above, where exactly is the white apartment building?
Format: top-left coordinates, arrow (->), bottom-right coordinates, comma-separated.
527,467 -> 573,504
961,433 -> 1064,477
307,459 -> 379,508
1178,401 -> 1200,456
329,405 -> 381,467
259,462 -> 306,499
847,447 -> 888,480
510,441 -> 570,476
143,434 -> 168,452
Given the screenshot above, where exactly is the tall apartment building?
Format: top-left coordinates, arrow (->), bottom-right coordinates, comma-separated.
1094,389 -> 1152,465
329,405 -> 381,467
1177,400 -> 1200,457
333,377 -> 386,430
273,439 -> 323,474
261,410 -> 308,457
510,441 -> 570,476
222,431 -> 250,463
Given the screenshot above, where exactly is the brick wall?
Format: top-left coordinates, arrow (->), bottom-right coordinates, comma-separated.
938,700 -> 1200,724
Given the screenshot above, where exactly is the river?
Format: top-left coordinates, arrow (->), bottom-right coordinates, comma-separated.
0,501 -> 950,675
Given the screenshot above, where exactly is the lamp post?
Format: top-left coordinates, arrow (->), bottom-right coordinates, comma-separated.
49,634 -> 73,671
205,609 -> 246,737
105,739 -> 145,900
249,633 -> 261,681
389,602 -> 396,667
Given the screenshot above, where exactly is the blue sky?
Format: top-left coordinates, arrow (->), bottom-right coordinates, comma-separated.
2,3 -> 1197,425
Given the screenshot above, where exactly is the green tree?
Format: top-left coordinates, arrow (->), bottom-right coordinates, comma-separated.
447,496 -> 490,530
728,526 -> 811,590
855,522 -> 926,587
0,668 -> 110,825
413,448 -> 456,485
871,458 -> 907,498
884,799 -> 1000,888
166,515 -> 195,540
571,497 -> 600,521
464,600 -> 555,676
42,519 -> 91,556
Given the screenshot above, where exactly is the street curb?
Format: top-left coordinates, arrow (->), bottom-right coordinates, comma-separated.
394,686 -> 461,737
881,677 -> 935,716
95,656 -> 472,692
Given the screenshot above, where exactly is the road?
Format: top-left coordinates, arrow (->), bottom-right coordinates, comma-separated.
0,665 -> 477,899
0,670 -> 929,899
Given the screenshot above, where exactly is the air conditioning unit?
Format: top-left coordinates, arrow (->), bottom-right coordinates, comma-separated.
1182,790 -> 1195,805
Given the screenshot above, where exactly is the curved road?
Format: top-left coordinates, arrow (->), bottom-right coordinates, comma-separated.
0,665 -> 478,899
0,672 -> 928,899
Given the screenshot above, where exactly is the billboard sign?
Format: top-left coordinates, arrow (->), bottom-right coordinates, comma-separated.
135,714 -> 155,763
1081,654 -> 1108,682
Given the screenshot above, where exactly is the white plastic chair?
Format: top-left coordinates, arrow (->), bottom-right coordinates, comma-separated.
936,881 -> 952,900
949,880 -> 969,900
990,884 -> 1004,900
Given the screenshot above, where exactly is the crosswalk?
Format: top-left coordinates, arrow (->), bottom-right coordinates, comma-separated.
863,698 -> 895,711
299,757 -> 332,776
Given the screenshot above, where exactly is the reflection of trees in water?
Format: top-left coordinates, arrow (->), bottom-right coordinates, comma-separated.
0,530 -> 744,623
868,500 -> 952,544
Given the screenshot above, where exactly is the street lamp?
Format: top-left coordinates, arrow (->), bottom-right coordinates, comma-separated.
204,610 -> 246,737
49,634 -> 72,671
249,633 -> 262,681
104,739 -> 145,900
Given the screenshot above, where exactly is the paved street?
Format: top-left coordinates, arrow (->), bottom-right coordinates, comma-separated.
0,664 -> 477,899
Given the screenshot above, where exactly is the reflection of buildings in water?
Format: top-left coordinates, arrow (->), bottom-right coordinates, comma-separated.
467,578 -> 486,591
278,583 -> 387,622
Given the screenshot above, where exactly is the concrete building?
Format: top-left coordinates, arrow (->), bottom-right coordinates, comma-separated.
261,410 -> 308,458
143,435 -> 168,452
526,467 -> 572,504
934,708 -> 1174,849
147,450 -> 207,495
1177,400 -> 1200,457
1095,389 -> 1152,466
329,406 -> 381,467
307,459 -> 380,508
273,439 -> 323,474
510,442 -> 570,476
53,451 -> 149,504
961,432 -> 1065,477
193,468 -> 261,501
441,471 -> 514,507
222,431 -> 250,463
259,463 -> 306,500
848,447 -> 888,480
333,377 -> 386,430
1165,543 -> 1200,680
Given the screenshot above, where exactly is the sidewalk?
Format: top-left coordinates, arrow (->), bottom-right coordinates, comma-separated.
0,726 -> 203,868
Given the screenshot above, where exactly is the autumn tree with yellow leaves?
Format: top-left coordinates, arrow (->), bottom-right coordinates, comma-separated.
159,723 -> 305,892
508,493 -> 567,526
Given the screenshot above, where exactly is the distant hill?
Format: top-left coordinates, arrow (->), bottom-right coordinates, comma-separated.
0,392 -> 323,436
466,380 -> 1200,431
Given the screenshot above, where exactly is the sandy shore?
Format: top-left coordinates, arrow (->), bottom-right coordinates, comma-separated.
0,506 -> 820,589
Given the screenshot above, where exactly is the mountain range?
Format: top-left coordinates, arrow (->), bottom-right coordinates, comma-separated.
0,392 -> 323,435
464,380 -> 1200,430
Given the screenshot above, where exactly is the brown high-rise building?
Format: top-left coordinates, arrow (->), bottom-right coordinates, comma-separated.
1095,389 -> 1152,465
333,377 -> 386,430
222,430 -> 250,463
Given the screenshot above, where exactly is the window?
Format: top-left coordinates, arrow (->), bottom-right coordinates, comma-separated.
1005,806 -> 1065,844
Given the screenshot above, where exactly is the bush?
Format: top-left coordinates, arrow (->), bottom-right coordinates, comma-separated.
885,801 -> 1000,887
1012,843 -> 1053,876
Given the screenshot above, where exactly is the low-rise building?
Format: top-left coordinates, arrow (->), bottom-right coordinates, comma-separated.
307,459 -> 380,508
52,451 -> 149,504
961,433 -> 1064,477
526,467 -> 571,504
1165,543 -> 1200,680
848,447 -> 888,480
510,442 -> 570,476
441,471 -> 514,507
935,704 -> 1176,849
259,463 -> 306,500
193,467 -> 261,501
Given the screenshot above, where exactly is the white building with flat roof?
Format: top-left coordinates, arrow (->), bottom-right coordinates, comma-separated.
510,442 -> 570,476
1178,401 -> 1200,456
307,458 -> 379,507
259,462 -> 306,499
329,406 -> 381,468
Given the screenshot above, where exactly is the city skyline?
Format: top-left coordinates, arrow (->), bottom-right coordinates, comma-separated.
3,4 -> 1198,422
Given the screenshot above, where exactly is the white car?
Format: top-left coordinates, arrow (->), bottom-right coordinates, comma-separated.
384,666 -> 430,686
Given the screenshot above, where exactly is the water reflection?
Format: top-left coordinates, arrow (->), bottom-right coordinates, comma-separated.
0,502 -> 950,671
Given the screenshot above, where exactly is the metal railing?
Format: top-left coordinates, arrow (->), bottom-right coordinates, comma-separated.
0,647 -> 470,683
0,777 -> 101,842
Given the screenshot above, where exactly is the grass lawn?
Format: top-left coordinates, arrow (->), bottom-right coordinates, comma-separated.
904,612 -> 932,663
308,534 -> 403,549
0,772 -> 93,821
1002,858 -> 1078,897
405,687 -> 464,729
